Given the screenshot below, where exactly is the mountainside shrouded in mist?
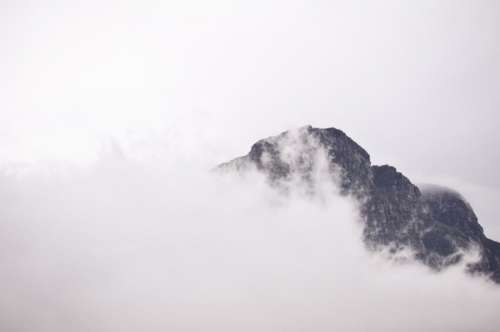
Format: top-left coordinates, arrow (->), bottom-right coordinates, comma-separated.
3,126 -> 500,332
218,125 -> 500,283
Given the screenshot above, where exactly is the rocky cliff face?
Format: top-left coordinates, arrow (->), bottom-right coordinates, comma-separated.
217,125 -> 500,283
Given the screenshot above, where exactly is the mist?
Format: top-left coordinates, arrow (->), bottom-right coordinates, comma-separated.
0,147 -> 499,331
3,0 -> 500,330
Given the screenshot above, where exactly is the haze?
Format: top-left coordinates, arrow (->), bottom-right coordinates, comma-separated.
2,1 -> 500,330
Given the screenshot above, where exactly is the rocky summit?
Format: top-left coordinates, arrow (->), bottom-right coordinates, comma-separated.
217,125 -> 500,283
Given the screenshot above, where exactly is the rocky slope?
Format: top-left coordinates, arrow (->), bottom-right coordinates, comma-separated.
217,125 -> 500,283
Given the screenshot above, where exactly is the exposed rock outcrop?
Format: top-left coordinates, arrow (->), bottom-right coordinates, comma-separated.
217,125 -> 500,283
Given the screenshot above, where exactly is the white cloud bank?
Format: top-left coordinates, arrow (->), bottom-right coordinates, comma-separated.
0,150 -> 499,332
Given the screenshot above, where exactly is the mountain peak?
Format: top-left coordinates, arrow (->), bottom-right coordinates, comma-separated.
217,126 -> 500,283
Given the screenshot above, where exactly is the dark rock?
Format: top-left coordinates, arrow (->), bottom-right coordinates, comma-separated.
216,125 -> 500,283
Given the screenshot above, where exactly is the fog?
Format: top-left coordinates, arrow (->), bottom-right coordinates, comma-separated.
0,146 -> 499,331
2,0 -> 500,330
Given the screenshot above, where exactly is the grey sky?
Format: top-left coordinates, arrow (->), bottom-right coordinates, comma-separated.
2,0 -> 500,236
2,2 -> 500,330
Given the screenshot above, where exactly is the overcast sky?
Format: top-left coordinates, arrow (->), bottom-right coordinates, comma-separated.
2,2 -> 500,330
2,0 -> 500,236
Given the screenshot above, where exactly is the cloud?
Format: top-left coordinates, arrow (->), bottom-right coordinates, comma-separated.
0,149 -> 499,332
2,1 -> 500,330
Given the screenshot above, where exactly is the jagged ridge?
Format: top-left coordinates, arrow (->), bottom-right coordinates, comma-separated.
217,125 -> 500,283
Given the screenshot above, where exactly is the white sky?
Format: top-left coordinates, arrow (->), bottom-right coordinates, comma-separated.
2,3 -> 500,330
2,0 -> 500,235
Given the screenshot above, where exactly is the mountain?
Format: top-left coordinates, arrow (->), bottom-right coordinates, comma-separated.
217,125 -> 500,283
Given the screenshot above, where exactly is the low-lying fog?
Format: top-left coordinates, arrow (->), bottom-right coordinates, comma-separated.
1,148 -> 499,331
